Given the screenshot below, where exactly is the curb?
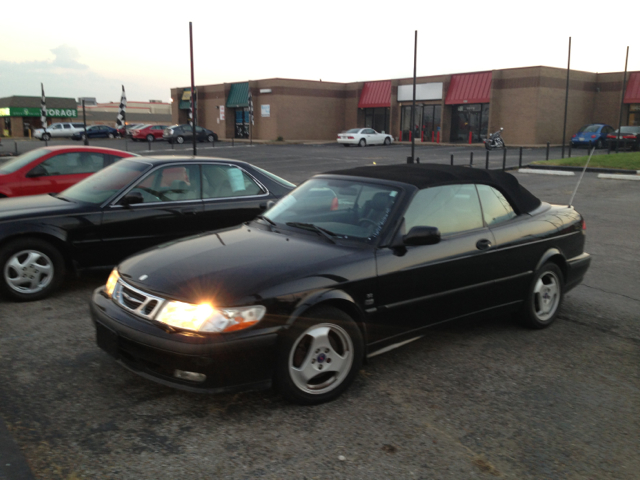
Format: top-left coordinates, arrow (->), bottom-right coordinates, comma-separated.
526,164 -> 638,175
518,168 -> 575,176
598,173 -> 640,181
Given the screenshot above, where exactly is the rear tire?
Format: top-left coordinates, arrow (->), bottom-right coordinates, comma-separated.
108,133 -> 115,139
595,139 -> 603,149
275,306 -> 363,405
146,134 -> 154,142
518,263 -> 564,329
0,238 -> 65,302
358,139 -> 366,147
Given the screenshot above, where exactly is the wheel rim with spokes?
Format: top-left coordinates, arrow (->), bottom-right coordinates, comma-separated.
288,323 -> 354,395
533,271 -> 560,321
4,249 -> 54,294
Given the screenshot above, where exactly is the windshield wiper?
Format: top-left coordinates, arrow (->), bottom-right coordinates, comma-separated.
256,214 -> 276,226
286,222 -> 337,244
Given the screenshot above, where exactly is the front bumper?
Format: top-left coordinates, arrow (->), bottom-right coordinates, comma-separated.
90,287 -> 280,394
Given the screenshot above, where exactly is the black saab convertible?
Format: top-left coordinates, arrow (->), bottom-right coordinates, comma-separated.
0,156 -> 294,301
91,164 -> 591,405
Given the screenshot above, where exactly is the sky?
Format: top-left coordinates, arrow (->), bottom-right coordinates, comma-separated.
1,0 -> 639,104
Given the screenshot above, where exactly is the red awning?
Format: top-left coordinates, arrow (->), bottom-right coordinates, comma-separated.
623,72 -> 640,104
358,81 -> 391,108
445,72 -> 492,105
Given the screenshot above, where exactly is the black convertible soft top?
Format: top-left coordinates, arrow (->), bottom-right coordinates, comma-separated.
324,163 -> 541,214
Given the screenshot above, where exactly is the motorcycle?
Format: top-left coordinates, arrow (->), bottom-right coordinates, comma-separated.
484,128 -> 506,150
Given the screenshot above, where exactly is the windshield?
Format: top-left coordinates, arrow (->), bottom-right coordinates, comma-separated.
578,125 -> 601,133
0,149 -> 50,174
266,178 -> 400,243
60,159 -> 152,204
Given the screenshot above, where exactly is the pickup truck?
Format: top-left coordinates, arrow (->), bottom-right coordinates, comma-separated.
33,122 -> 86,141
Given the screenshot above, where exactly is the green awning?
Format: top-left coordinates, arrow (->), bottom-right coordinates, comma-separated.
226,83 -> 249,108
179,100 -> 190,110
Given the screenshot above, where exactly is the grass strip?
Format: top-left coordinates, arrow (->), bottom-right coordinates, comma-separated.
533,151 -> 640,170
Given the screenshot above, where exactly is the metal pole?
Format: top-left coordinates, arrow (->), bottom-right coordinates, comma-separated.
450,154 -> 453,166
189,22 -> 197,156
470,151 -> 473,167
14,141 -> 17,155
546,142 -> 550,160
485,151 -> 489,169
616,46 -> 629,150
409,30 -> 417,164
561,37 -> 571,159
82,100 -> 88,145
568,142 -> 572,158
502,148 -> 507,170
519,147 -> 523,168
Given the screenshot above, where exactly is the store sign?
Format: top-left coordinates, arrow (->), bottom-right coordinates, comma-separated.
261,105 -> 270,117
220,105 -> 225,120
398,83 -> 443,102
0,107 -> 68,117
47,108 -> 78,118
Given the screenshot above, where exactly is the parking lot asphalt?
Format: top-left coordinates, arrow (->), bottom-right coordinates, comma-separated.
0,144 -> 638,479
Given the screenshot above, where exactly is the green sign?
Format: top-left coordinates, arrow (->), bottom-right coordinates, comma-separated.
0,107 -> 77,117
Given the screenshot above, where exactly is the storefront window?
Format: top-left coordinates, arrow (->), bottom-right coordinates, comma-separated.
629,105 -> 640,126
450,104 -> 489,143
400,105 -> 441,141
234,108 -> 250,138
363,108 -> 389,133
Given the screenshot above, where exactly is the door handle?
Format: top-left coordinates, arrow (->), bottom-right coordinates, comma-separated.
180,208 -> 198,216
476,239 -> 492,250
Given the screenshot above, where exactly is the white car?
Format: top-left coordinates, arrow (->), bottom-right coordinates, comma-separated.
34,122 -> 85,141
337,128 -> 393,147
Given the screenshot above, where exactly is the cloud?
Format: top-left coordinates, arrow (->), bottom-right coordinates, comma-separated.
50,44 -> 88,70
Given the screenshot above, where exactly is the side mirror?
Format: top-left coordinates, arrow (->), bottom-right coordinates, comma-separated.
119,191 -> 143,207
402,226 -> 441,246
265,200 -> 276,210
26,165 -> 48,177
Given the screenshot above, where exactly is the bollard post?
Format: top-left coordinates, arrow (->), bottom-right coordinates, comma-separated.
232,136 -> 234,147
437,131 -> 440,144
470,151 -> 473,167
468,131 -> 472,144
568,142 -> 572,158
485,151 -> 489,169
546,142 -> 550,160
502,148 -> 507,170
148,139 -> 151,151
409,131 -> 412,142
399,130 -> 402,141
450,154 -> 454,166
416,157 -> 420,164
15,141 -> 18,155
125,141 -> 128,152
519,146 -> 523,168
607,140 -> 611,154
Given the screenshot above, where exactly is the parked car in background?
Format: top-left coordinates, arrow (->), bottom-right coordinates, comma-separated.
571,124 -> 614,149
0,156 -> 294,301
128,124 -> 150,140
131,125 -> 167,142
90,163 -> 590,405
71,125 -> 119,141
0,146 -> 135,198
117,124 -> 144,138
337,128 -> 393,147
163,125 -> 218,144
33,123 -> 85,141
606,126 -> 640,151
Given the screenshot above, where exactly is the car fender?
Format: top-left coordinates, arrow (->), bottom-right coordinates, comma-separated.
536,248 -> 567,275
0,221 -> 69,248
277,288 -> 370,354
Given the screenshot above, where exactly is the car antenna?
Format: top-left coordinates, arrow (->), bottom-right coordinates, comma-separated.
568,145 -> 596,207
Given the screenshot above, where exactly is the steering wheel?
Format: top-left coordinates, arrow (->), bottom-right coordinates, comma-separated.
358,218 -> 378,228
132,187 -> 161,202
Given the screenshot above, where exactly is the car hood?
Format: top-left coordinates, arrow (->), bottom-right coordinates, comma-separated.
0,194 -> 85,222
118,224 -> 373,306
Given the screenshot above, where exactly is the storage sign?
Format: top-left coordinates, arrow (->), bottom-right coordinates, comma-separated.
0,107 -> 77,117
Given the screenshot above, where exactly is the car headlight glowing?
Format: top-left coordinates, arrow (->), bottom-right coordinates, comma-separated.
105,269 -> 120,297
156,302 -> 266,333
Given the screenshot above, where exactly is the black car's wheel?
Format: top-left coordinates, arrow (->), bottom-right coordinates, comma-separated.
275,306 -> 363,405
42,133 -> 50,141
358,139 -> 366,147
176,136 -> 185,144
206,134 -> 215,143
518,263 -> 564,329
595,139 -> 603,149
384,137 -> 391,146
146,134 -> 154,142
0,238 -> 65,302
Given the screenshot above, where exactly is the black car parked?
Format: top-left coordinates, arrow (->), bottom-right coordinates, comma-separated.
91,164 -> 591,405
163,125 -> 218,144
0,156 -> 294,301
606,126 -> 640,151
71,125 -> 119,140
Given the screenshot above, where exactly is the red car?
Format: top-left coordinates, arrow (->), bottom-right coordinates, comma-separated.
0,146 -> 136,198
131,125 -> 167,142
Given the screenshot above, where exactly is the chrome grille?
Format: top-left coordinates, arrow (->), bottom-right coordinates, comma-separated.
113,279 -> 164,320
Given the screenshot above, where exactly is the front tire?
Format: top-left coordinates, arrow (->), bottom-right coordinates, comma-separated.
42,133 -> 51,141
275,306 -> 363,405
518,263 -> 564,329
0,238 -> 65,302
146,134 -> 154,142
384,137 -> 391,146
176,136 -> 185,145
207,134 -> 215,143
358,139 -> 366,147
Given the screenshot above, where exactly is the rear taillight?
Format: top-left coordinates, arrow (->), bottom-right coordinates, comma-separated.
347,136 -> 354,139
572,134 -> 577,138
581,218 -> 586,231
591,134 -> 597,138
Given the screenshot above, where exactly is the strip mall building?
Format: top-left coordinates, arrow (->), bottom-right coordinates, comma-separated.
171,66 -> 640,145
